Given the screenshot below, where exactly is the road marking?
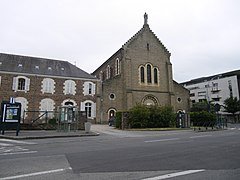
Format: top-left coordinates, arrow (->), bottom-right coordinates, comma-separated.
0,143 -> 13,147
0,150 -> 37,156
0,167 -> 72,180
142,169 -> 205,180
190,135 -> 212,139
144,138 -> 179,143
0,146 -> 29,153
0,139 -> 36,145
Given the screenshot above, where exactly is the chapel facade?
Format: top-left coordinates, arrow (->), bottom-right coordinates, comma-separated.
93,13 -> 190,123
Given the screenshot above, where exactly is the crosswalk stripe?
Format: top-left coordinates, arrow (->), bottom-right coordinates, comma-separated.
0,150 -> 37,156
0,139 -> 36,156
0,139 -> 36,145
0,143 -> 13,146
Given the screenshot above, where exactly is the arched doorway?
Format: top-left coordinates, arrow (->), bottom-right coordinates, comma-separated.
108,109 -> 116,119
108,108 -> 116,126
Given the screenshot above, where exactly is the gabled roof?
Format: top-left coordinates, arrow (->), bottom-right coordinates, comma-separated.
122,24 -> 171,57
92,14 -> 171,74
0,53 -> 96,79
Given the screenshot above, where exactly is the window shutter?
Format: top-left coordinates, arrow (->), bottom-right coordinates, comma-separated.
42,79 -> 46,93
92,103 -> 96,118
25,78 -> 30,91
92,83 -> 96,95
80,102 -> 85,111
69,81 -> 73,94
12,77 -> 17,91
83,82 -> 88,96
51,80 -> 55,94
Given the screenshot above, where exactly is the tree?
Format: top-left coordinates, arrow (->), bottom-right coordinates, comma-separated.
191,101 -> 214,112
223,97 -> 240,123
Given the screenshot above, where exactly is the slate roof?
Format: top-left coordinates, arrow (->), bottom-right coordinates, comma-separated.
0,53 -> 96,79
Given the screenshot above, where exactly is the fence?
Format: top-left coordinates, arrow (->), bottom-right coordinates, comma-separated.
22,110 -> 56,124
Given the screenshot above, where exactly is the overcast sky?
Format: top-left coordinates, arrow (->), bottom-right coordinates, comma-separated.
0,0 -> 239,82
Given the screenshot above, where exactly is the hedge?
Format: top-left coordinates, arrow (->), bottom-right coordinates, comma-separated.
190,111 -> 216,127
127,104 -> 175,128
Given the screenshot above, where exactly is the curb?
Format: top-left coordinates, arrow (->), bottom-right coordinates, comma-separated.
0,132 -> 100,140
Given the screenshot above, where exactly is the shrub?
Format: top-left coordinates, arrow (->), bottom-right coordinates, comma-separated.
127,104 -> 175,128
159,106 -> 176,128
190,111 -> 216,127
48,118 -> 57,125
115,111 -> 122,128
128,104 -> 149,128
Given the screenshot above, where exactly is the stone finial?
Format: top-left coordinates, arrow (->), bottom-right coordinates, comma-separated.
144,12 -> 148,25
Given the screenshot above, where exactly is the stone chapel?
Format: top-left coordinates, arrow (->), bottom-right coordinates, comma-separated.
93,13 -> 190,123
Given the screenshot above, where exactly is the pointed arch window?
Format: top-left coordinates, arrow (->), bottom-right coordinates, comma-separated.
99,71 -> 103,81
154,68 -> 158,84
139,64 -> 159,86
140,66 -> 145,83
106,65 -> 111,79
115,58 -> 120,75
147,64 -> 152,83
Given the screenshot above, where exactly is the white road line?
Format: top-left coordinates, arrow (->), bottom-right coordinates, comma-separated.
142,169 -> 205,180
0,139 -> 36,145
0,150 -> 37,156
144,138 -> 179,143
0,167 -> 72,180
0,143 -> 13,147
190,135 -> 212,139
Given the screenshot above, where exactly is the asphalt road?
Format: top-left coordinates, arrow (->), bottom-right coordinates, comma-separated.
0,125 -> 240,180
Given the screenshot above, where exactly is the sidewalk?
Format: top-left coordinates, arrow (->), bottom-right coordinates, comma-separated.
0,130 -> 99,140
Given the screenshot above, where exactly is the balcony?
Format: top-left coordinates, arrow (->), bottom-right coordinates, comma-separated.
211,88 -> 221,93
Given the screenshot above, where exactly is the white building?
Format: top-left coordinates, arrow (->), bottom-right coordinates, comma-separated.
182,70 -> 240,112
